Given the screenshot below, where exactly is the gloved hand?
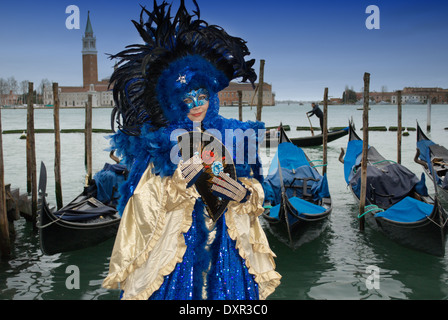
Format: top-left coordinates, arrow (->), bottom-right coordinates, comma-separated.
211,171 -> 250,203
180,154 -> 205,188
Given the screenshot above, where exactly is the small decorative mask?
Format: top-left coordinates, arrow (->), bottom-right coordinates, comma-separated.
183,88 -> 210,109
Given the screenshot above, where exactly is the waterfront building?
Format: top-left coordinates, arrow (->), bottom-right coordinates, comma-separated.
391,87 -> 448,104
0,90 -> 19,106
218,82 -> 275,107
44,12 -> 273,108
354,87 -> 448,104
44,12 -> 113,108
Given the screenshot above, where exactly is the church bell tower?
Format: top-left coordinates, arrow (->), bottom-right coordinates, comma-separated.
82,11 -> 98,88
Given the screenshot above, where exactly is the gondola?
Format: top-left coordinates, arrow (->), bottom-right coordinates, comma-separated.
341,121 -> 448,256
262,125 -> 332,247
38,162 -> 124,255
415,122 -> 448,202
266,126 -> 348,148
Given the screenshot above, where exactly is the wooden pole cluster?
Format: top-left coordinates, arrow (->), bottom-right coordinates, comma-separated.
322,88 -> 328,176
359,73 -> 370,232
0,107 -> 10,257
26,82 -> 37,228
397,90 -> 402,164
85,94 -> 93,183
256,59 -> 265,121
0,83 -> 100,250
53,83 -> 63,209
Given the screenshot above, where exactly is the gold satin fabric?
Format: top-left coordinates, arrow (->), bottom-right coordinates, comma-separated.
102,163 -> 281,300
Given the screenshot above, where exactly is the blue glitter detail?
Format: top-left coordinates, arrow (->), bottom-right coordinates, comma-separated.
207,213 -> 259,300
122,198 -> 259,300
149,199 -> 209,300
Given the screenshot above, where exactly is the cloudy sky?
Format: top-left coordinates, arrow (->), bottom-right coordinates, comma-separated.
1,0 -> 447,100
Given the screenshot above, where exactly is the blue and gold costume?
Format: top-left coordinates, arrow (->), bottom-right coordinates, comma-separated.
102,0 -> 281,300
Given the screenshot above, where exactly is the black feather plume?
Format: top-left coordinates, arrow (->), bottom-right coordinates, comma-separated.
110,0 -> 257,135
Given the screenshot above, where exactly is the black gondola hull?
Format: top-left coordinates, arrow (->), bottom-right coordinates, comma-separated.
263,198 -> 332,248
345,121 -> 448,256
39,197 -> 120,255
419,165 -> 448,203
363,200 -> 448,256
290,129 -> 348,147
415,123 -> 448,203
266,128 -> 348,148
38,162 -> 121,255
263,125 -> 333,247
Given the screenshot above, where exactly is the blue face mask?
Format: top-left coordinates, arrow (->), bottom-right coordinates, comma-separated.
183,88 -> 209,110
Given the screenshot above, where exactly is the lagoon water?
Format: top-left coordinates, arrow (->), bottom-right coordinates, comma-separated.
1,103 -> 448,300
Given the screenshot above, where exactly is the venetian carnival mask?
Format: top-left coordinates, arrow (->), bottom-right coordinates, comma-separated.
183,88 -> 210,109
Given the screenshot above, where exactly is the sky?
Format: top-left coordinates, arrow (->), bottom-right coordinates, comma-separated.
1,0 -> 447,101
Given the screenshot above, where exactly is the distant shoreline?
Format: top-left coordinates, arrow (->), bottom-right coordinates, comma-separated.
2,102 -> 446,111
0,105 -> 114,110
0,105 -> 277,109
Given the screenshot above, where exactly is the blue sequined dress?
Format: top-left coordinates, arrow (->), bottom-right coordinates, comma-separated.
148,198 -> 259,300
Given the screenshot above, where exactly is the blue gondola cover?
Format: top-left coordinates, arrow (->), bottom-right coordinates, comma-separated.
263,143 -> 330,207
375,196 -> 433,223
343,139 -> 364,184
268,197 -> 326,220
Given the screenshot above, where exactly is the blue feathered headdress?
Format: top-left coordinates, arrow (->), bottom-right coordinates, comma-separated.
156,55 -> 228,123
109,0 -> 257,135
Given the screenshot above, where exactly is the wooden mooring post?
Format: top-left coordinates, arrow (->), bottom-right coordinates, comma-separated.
0,107 -> 11,257
26,82 -> 33,194
322,88 -> 328,176
359,73 -> 370,232
85,94 -> 93,183
427,96 -> 431,132
26,82 -> 37,229
238,90 -> 243,121
53,83 -> 63,209
256,59 -> 265,121
397,90 -> 402,164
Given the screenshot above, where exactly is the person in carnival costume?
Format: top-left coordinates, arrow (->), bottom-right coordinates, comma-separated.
102,0 -> 281,300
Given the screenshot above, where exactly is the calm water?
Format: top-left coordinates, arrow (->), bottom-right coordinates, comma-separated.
1,103 -> 448,300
